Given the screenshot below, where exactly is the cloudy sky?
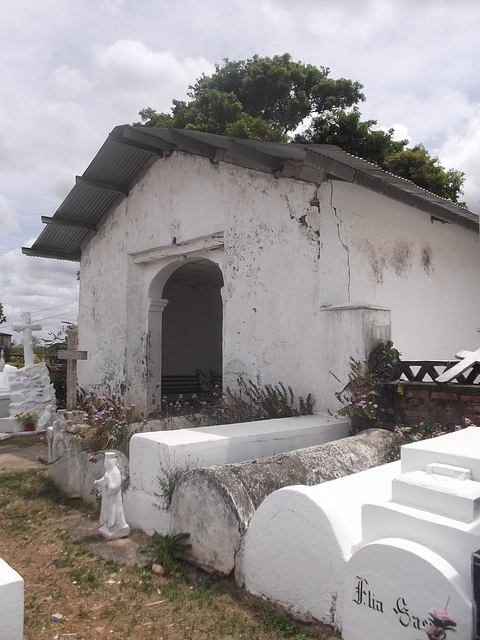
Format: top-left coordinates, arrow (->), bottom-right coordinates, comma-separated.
0,0 -> 479,340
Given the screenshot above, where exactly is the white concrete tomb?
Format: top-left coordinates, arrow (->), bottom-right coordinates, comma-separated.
0,556 -> 24,640
342,427 -> 479,640
244,460 -> 400,629
124,414 -> 349,535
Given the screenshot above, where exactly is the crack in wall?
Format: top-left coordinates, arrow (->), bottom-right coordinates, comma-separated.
329,181 -> 351,301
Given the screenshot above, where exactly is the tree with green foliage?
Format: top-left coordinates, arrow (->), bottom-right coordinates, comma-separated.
139,53 -> 364,141
294,109 -> 407,168
0,302 -> 6,325
138,53 -> 465,203
296,110 -> 465,203
383,144 -> 465,203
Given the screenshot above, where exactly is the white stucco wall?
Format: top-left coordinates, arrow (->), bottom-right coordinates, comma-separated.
324,180 -> 479,359
77,151 -> 479,415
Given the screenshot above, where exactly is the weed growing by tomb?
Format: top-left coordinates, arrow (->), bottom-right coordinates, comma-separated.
65,389 -> 137,452
158,459 -> 197,509
332,343 -> 404,433
385,417 -> 475,463
160,377 -> 315,426
139,531 -> 192,577
238,379 -> 315,418
332,358 -> 385,432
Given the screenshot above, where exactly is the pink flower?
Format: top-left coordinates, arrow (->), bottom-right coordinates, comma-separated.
430,609 -> 455,623
424,623 -> 439,634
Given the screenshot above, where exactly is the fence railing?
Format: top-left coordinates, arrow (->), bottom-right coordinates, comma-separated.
399,361 -> 480,384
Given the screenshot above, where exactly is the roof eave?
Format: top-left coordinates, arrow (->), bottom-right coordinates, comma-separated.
22,246 -> 82,261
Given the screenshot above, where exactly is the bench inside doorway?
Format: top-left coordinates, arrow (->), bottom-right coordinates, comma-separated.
161,369 -> 221,399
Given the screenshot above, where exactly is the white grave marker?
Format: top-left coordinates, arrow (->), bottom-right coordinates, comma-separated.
436,347 -> 480,383
12,312 -> 41,367
8,311 -> 56,429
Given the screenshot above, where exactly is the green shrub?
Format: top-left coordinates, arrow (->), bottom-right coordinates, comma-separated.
139,531 -> 191,577
159,377 -> 315,426
65,390 -> 136,452
385,417 -> 474,463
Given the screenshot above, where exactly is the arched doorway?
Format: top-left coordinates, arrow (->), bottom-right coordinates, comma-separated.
148,258 -> 224,409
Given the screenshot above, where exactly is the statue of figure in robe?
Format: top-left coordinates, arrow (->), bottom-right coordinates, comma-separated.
94,451 -> 130,540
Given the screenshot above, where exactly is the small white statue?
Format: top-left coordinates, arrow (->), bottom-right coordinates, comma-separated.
93,451 -> 130,540
37,404 -> 55,431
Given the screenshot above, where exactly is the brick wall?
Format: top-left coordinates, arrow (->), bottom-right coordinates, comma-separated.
381,382 -> 480,428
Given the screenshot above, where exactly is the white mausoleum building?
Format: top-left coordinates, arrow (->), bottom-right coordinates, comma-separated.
26,127 -> 480,415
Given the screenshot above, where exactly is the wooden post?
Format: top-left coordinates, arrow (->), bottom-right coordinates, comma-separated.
57,327 -> 87,410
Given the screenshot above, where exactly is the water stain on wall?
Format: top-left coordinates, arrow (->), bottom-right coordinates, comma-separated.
363,240 -> 387,285
391,240 -> 412,277
362,238 -> 414,284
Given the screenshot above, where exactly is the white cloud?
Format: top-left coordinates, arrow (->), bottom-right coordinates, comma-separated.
0,248 -> 79,340
99,0 -> 126,15
94,40 -> 214,112
438,108 -> 480,212
0,196 -> 19,238
49,65 -> 92,100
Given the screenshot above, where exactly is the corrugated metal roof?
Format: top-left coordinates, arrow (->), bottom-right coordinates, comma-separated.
24,125 -> 479,261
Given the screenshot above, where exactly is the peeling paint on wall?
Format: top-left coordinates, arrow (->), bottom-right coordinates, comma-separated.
422,244 -> 433,274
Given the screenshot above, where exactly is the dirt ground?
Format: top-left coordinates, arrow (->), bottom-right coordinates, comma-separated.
0,434 -> 340,640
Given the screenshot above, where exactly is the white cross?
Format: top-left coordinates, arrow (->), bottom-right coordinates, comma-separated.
12,312 -> 42,367
436,347 -> 480,383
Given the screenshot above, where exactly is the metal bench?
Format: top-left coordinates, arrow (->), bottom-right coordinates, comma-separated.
161,369 -> 222,399
160,374 -> 200,397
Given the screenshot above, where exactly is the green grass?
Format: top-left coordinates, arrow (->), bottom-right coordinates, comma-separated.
0,465 -> 336,640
